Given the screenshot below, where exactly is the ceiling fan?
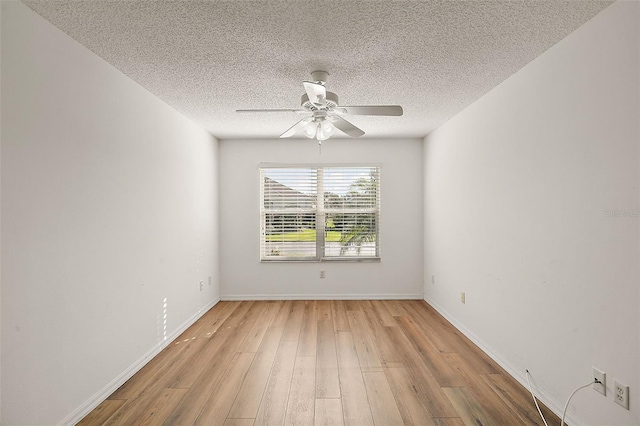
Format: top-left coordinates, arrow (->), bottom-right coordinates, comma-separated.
236,71 -> 403,142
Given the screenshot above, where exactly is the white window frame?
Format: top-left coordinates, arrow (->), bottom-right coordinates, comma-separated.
260,164 -> 380,262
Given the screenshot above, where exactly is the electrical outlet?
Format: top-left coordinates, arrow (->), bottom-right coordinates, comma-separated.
208,276 -> 212,286
614,380 -> 629,410
320,270 -> 325,279
593,368 -> 606,396
199,281 -> 203,291
461,292 -> 466,304
431,275 -> 435,284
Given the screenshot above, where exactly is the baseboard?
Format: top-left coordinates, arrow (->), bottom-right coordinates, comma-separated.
423,296 -> 580,426
221,293 -> 424,301
58,297 -> 220,426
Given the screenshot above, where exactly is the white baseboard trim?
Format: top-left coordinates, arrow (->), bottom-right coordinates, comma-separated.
423,296 -> 580,426
221,293 -> 424,301
58,297 -> 220,426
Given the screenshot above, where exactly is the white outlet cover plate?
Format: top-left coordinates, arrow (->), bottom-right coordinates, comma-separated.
593,368 -> 606,396
614,380 -> 629,410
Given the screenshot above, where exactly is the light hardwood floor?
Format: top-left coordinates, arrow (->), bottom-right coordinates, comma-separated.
79,300 -> 560,425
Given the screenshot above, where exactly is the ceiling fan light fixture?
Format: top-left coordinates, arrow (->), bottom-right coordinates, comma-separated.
319,120 -> 335,140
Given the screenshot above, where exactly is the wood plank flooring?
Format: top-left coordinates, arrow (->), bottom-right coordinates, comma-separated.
79,300 -> 560,425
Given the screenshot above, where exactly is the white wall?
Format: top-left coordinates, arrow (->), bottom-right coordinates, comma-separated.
423,2 -> 639,425
1,2 -> 219,424
220,138 -> 423,299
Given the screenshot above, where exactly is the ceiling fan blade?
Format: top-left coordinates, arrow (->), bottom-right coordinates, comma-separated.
279,117 -> 313,138
236,108 -> 302,113
332,116 -> 365,138
303,81 -> 327,106
337,105 -> 403,116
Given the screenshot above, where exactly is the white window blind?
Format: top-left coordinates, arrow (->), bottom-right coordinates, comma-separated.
260,166 -> 380,261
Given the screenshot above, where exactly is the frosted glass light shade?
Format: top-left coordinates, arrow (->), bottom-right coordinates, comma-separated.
303,122 -> 317,138
319,120 -> 335,139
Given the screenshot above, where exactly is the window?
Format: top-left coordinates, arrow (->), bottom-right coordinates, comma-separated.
260,165 -> 380,261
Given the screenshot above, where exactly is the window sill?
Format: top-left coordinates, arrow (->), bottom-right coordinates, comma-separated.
261,257 -> 381,263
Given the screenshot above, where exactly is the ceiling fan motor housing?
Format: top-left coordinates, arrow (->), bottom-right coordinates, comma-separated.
301,91 -> 339,111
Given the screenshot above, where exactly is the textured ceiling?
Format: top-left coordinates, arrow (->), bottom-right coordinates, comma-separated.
22,0 -> 613,140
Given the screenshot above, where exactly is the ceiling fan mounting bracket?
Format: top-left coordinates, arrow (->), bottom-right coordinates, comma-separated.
310,70 -> 329,84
